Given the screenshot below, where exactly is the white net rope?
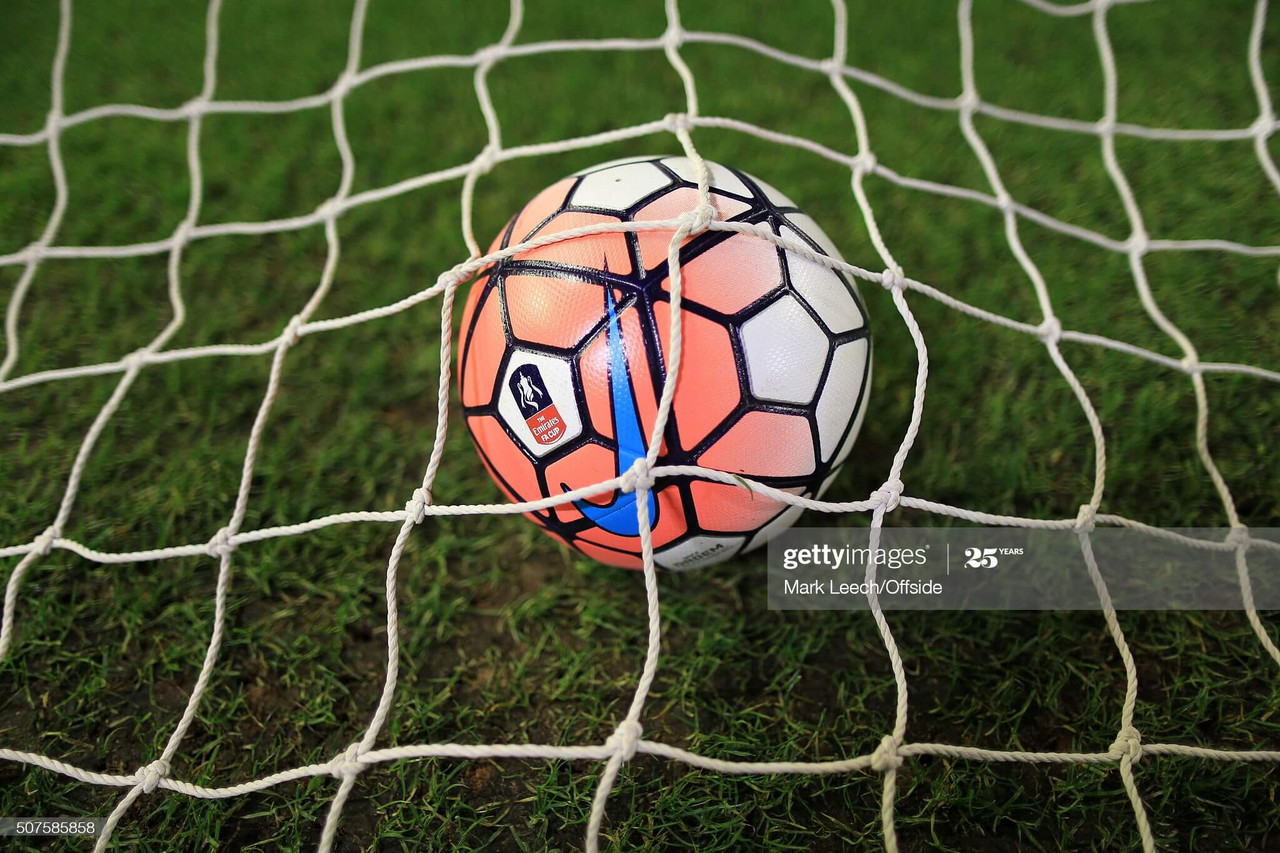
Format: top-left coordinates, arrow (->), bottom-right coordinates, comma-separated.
1,0 -> 1279,849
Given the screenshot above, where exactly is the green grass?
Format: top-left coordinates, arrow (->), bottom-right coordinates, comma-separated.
2,0 -> 1280,850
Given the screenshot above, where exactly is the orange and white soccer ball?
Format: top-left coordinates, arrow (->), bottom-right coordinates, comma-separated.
458,156 -> 871,570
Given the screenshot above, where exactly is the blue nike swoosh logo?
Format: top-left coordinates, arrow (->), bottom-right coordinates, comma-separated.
562,285 -> 657,536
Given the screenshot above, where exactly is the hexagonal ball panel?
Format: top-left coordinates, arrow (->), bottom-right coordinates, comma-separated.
570,161 -> 672,213
783,227 -> 864,335
816,338 -> 869,462
740,294 -> 831,405
659,156 -> 752,197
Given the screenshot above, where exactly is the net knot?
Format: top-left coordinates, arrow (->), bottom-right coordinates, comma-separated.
120,348 -> 150,371
662,25 -> 685,49
870,735 -> 902,772
1074,504 -> 1097,533
1125,229 -> 1149,256
136,758 -> 170,794
32,525 -> 58,558
332,71 -> 355,99
957,90 -> 980,113
854,151 -> 877,175
870,478 -> 903,513
330,743 -> 366,779
880,266 -> 904,291
172,219 -> 194,245
179,97 -> 205,119
437,261 -> 470,292
1094,116 -> 1117,137
1252,113 -> 1276,139
405,487 -> 430,524
665,112 -> 693,134
1179,354 -> 1199,373
474,44 -> 504,65
626,458 -> 655,494
206,526 -> 236,559
1036,316 -> 1062,344
315,197 -> 341,221
473,144 -> 499,175
606,719 -> 643,761
679,202 -> 717,236
1225,526 -> 1251,551
1111,726 -> 1142,763
284,313 -> 305,346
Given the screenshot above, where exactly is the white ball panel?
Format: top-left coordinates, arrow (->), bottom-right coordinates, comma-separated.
571,161 -> 672,212
740,295 -> 830,405
785,239 -> 864,334
656,534 -> 745,571
660,156 -> 752,197
783,213 -> 844,262
747,174 -> 797,207
834,346 -> 872,467
817,338 -> 869,462
497,351 -> 584,458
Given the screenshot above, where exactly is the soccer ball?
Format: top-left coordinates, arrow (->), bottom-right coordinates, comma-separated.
458,156 -> 871,570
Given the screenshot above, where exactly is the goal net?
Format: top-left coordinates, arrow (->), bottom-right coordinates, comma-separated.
2,0 -> 1278,850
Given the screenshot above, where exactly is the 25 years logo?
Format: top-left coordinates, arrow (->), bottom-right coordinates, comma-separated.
963,547 -> 998,568
962,546 -> 1024,568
